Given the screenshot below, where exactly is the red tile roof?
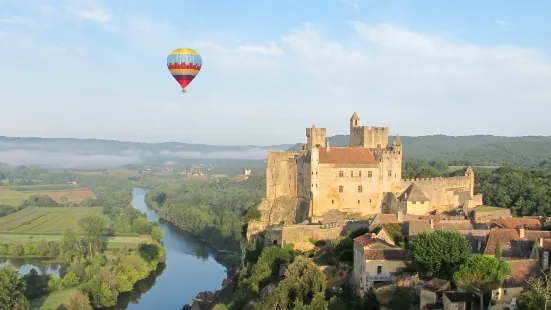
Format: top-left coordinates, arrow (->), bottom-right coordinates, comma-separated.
503,259 -> 542,288
483,228 -> 541,258
318,147 -> 378,165
354,233 -> 407,261
423,278 -> 450,292
490,218 -> 542,230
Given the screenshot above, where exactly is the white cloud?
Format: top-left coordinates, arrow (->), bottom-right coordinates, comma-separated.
77,8 -> 110,23
235,42 -> 285,55
494,18 -> 512,27
0,16 -> 39,27
340,0 -> 360,9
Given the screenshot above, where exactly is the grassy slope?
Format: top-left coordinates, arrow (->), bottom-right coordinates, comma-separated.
29,288 -> 76,310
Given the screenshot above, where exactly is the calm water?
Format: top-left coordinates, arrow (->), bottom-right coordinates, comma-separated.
0,257 -> 65,278
124,187 -> 227,310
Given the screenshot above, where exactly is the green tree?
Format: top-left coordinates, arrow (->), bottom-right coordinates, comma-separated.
37,239 -> 50,257
78,215 -> 107,258
0,266 -> 29,310
256,256 -> 327,309
410,230 -> 472,279
47,275 -> 61,293
495,240 -> 502,259
61,272 -> 80,288
64,290 -> 93,310
60,228 -> 83,261
453,255 -> 511,308
150,226 -> 164,242
8,244 -> 25,257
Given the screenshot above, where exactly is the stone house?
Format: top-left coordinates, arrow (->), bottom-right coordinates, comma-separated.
482,226 -> 551,259
442,291 -> 479,310
397,183 -> 431,215
352,233 -> 407,296
491,259 -> 542,310
419,278 -> 451,310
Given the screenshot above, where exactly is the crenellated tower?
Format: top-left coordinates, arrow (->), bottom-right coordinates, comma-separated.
349,112 -> 389,149
306,125 -> 327,149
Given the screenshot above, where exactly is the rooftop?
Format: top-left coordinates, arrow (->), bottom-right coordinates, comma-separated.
423,278 -> 450,292
489,218 -> 542,230
398,183 -> 430,202
444,291 -> 479,303
503,259 -> 542,288
318,147 -> 378,165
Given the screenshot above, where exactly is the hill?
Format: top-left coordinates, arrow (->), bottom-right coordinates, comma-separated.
1,135 -> 551,167
287,134 -> 551,166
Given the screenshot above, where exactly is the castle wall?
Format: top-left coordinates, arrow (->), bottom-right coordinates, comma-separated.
362,126 -> 389,149
266,151 -> 298,201
277,220 -> 371,246
393,176 -> 473,212
312,163 -> 383,216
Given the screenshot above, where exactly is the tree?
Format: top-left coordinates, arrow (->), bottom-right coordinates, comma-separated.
453,255 -> 511,308
518,271 -> 551,310
78,215 -> 107,258
64,290 -> 92,310
0,266 -> 29,310
60,228 -> 83,261
212,304 -> 229,310
495,240 -> 502,259
256,256 -> 327,309
151,226 -> 164,242
410,230 -> 472,279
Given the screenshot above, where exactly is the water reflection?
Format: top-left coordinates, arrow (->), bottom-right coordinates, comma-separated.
0,257 -> 65,278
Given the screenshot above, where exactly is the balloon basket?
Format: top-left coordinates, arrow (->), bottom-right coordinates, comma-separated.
181,88 -> 186,94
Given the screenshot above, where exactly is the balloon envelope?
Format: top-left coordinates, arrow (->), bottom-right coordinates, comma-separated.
167,48 -> 202,92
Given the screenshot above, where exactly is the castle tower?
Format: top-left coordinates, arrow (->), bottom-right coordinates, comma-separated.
310,145 -> 320,217
306,125 -> 327,149
350,112 -> 361,147
465,166 -> 475,197
393,135 -> 402,154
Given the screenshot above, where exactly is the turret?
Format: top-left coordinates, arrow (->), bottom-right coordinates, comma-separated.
465,166 -> 475,197
393,135 -> 402,154
350,112 -> 360,147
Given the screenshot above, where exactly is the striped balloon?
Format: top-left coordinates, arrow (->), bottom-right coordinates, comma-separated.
167,48 -> 202,93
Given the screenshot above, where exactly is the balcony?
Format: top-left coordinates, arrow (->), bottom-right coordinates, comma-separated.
366,273 -> 393,282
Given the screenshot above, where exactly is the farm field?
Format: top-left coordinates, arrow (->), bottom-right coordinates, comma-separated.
0,185 -> 95,206
0,207 -> 103,233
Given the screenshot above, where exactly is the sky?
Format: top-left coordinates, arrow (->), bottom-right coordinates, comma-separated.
0,0 -> 550,146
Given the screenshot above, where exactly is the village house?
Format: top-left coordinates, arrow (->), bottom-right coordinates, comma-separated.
419,278 -> 451,310
352,232 -> 408,296
491,259 -> 542,310
443,291 -> 480,310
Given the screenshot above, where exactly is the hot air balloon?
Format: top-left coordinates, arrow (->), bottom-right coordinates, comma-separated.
167,48 -> 202,93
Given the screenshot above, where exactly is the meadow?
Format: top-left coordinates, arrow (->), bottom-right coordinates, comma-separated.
0,185 -> 95,206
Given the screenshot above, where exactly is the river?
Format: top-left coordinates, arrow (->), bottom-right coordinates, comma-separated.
123,187 -> 228,309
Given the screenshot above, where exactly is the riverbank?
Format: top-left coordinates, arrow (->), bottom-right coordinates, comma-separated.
145,198 -> 241,255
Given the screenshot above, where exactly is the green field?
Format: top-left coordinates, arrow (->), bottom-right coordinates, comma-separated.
0,207 -> 103,233
30,288 -> 76,310
474,205 -> 503,212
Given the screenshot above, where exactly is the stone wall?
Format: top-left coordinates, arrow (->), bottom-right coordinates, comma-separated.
394,176 -> 473,212
311,163 -> 383,217
266,151 -> 298,200
472,208 -> 512,222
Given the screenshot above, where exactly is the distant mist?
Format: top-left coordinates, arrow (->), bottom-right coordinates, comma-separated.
0,148 -> 270,168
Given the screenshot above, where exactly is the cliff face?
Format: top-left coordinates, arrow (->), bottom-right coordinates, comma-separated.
246,196 -> 299,240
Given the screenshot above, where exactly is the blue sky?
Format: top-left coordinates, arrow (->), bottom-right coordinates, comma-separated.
1,0 -> 550,145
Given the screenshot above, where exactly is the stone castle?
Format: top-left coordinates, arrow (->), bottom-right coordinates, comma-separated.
247,113 -> 483,240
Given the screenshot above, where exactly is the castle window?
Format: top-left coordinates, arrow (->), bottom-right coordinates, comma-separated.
395,174 -> 397,178
332,200 -> 334,204
369,199 -> 372,203
351,171 -> 354,177
339,186 -> 343,193
359,171 -> 362,177
358,186 -> 363,193
312,172 -> 313,175
316,184 -> 318,188
358,200 -> 360,204
412,201 -> 416,204
339,170 -> 344,178
388,170 -> 392,177
377,144 -> 381,148
368,171 -> 372,178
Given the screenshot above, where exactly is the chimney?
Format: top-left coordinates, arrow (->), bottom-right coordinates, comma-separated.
540,237 -> 544,247
397,209 -> 403,222
429,218 -> 434,229
543,252 -> 549,271
518,225 -> 526,239
371,233 -> 376,238
327,141 -> 330,151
